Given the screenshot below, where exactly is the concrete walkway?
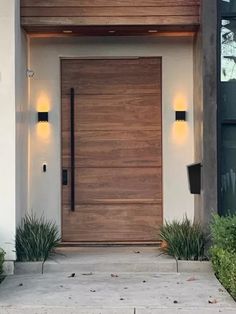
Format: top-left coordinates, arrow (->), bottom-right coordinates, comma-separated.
0,247 -> 235,313
0,271 -> 235,313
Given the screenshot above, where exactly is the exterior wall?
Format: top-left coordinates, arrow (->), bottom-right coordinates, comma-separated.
193,0 -> 218,227
193,29 -> 203,222
29,36 -> 194,232
15,1 -> 29,227
0,0 -> 28,269
0,0 -> 17,264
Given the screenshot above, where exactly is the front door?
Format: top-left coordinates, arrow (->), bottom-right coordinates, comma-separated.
61,58 -> 162,242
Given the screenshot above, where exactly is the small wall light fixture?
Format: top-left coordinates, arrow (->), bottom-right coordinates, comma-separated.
175,110 -> 186,121
38,111 -> 49,123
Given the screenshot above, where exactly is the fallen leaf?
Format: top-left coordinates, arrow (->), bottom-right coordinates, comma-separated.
111,274 -> 119,278
161,241 -> 168,249
208,299 -> 218,304
187,276 -> 197,281
68,273 -> 76,278
82,272 -> 93,276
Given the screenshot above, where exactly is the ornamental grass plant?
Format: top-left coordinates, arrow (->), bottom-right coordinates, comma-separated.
160,216 -> 206,260
0,248 -> 5,275
16,214 -> 60,262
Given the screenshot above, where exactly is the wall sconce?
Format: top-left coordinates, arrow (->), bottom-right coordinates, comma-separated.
175,111 -> 186,121
38,112 -> 49,123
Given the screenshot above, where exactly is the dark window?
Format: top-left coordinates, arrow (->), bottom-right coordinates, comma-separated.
219,1 -> 236,214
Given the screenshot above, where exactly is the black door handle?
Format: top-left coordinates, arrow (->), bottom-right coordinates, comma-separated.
70,88 -> 75,211
62,169 -> 68,185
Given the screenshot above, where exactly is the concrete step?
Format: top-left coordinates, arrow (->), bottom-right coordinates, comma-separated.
14,246 -> 212,275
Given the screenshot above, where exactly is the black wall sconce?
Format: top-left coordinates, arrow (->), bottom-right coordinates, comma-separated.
38,112 -> 49,122
175,111 -> 186,121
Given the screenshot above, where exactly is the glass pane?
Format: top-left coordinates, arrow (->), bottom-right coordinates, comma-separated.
221,81 -> 236,119
221,125 -> 236,214
221,0 -> 236,14
221,19 -> 236,82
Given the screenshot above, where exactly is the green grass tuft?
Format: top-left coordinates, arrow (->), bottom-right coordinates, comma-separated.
0,248 -> 5,275
16,214 -> 60,262
159,216 -> 206,260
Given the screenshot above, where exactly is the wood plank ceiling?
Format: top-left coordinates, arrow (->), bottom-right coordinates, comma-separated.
20,0 -> 200,36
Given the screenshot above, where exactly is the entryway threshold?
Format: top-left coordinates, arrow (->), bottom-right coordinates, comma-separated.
14,247 -> 212,275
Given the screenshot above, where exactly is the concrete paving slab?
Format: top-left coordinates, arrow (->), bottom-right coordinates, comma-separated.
137,308 -> 236,314
0,272 -> 235,313
1,307 -> 236,314
177,260 -> 212,273
15,262 -> 43,275
0,306 -> 134,314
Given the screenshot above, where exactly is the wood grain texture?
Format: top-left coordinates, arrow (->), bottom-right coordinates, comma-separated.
21,0 -> 200,31
62,130 -> 161,168
61,58 -> 162,242
62,167 -> 162,204
61,58 -> 161,95
21,6 -> 199,17
21,0 -> 200,7
21,16 -> 199,27
61,95 -> 161,131
62,204 -> 162,242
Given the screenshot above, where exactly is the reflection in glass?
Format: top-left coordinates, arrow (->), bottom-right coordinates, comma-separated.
221,81 -> 236,119
221,126 -> 236,214
221,19 -> 236,81
221,0 -> 236,13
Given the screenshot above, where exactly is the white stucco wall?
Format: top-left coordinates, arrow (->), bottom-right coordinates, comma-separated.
0,0 -> 16,261
29,36 -> 194,233
15,1 -> 29,228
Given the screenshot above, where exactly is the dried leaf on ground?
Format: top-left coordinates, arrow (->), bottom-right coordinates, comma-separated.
208,299 -> 218,304
111,274 -> 119,277
187,276 -> 197,281
68,273 -> 76,278
82,272 -> 93,276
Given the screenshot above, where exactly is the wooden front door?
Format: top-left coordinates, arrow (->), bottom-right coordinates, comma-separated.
61,58 -> 162,242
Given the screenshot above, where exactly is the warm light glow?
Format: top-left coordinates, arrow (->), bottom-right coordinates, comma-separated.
35,92 -> 51,140
36,123 -> 51,141
36,92 -> 51,112
173,94 -> 188,111
171,121 -> 189,146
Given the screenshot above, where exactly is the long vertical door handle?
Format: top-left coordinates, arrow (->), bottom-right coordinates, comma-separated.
70,88 -> 75,211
